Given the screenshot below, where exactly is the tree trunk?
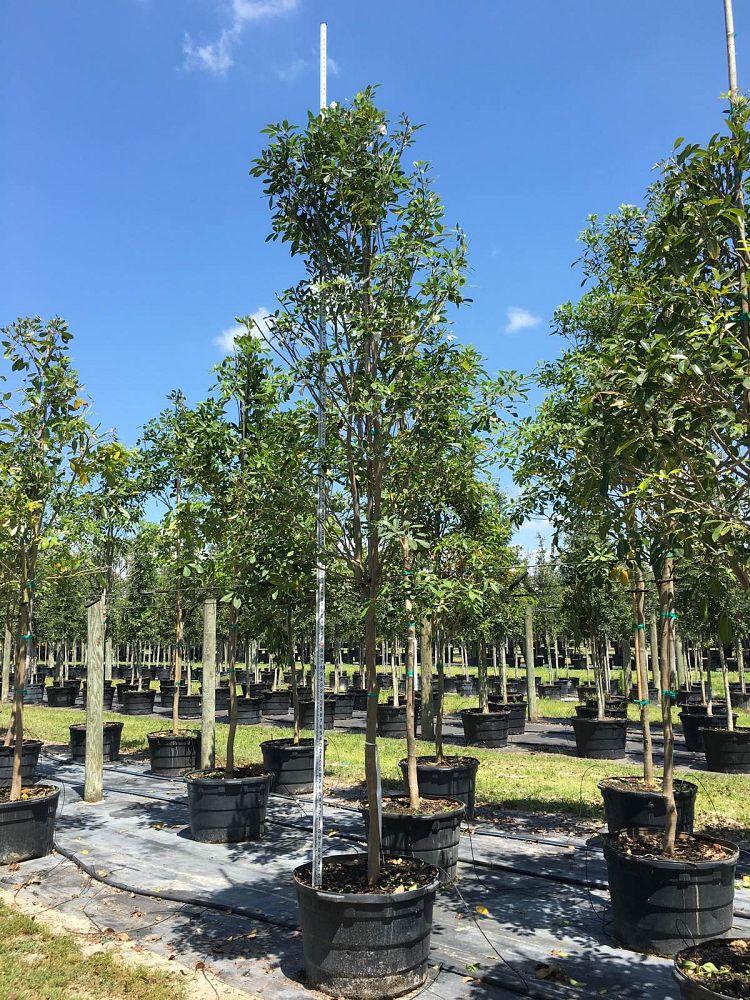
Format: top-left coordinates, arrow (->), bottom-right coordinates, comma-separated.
656,556 -> 677,857
10,568 -> 34,802
478,638 -> 489,713
1,624 -> 11,704
200,597 -> 217,770
633,568 -> 654,784
225,606 -> 239,778
649,615 -> 660,690
719,643 -> 734,732
84,594 -> 105,804
524,604 -> 538,721
737,640 -> 746,695
434,626 -> 445,764
419,618 -> 434,739
288,607 -> 300,745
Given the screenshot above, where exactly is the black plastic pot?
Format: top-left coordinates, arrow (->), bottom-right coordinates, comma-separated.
147,731 -> 201,776
577,684 -> 597,701
299,698 -> 336,730
376,704 -> 407,738
674,938 -> 750,999
352,689 -> 368,712
539,683 -> 563,701
571,717 -> 627,759
677,688 -> 705,707
69,722 -> 123,763
214,688 -> 230,713
680,711 -> 737,753
333,692 -> 355,720
82,685 -> 115,711
46,685 -> 78,708
443,676 -> 458,694
458,678 -> 478,696
185,769 -> 272,843
245,682 -> 269,697
487,699 -> 526,735
376,671 -> 393,690
363,796 -> 465,884
294,852 -> 439,999
160,683 -> 187,707
176,694 -> 202,718
398,756 -> 480,819
460,708 -> 510,748
577,701 -> 628,720
261,738 -> 319,794
236,696 -> 263,725
603,829 -> 738,956
0,784 -> 60,864
0,740 -> 42,788
14,683 -> 44,705
702,727 -> 750,773
631,685 -> 659,705
261,690 -> 290,716
598,778 -> 697,834
119,689 -> 156,716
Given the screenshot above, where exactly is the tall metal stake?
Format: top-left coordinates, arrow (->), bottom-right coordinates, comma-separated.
312,20 -> 328,889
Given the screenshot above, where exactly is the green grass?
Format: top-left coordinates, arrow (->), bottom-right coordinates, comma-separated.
6,701 -> 750,838
0,898 -> 185,1000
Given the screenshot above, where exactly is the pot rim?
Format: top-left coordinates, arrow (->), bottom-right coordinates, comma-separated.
460,707 -> 510,718
69,722 -> 124,733
673,937 -> 750,1000
0,782 -> 61,810
260,736 -> 316,750
147,730 -> 200,744
184,768 -> 272,787
293,851 -> 440,902
399,754 -> 480,772
597,776 -> 697,795
603,828 -> 739,869
571,715 -> 627,727
0,739 -> 43,751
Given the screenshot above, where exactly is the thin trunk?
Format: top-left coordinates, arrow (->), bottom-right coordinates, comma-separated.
401,539 -> 419,810
737,640 -> 746,695
478,637 -> 489,713
656,556 -> 678,857
633,568 -> 654,784
435,626 -> 445,764
1,624 -> 11,704
524,604 -> 538,721
200,597 -> 217,770
10,561 -> 34,802
649,615 -> 660,690
499,641 -> 508,702
288,607 -> 300,745
420,617 -> 434,739
225,606 -> 239,778
719,643 -> 734,733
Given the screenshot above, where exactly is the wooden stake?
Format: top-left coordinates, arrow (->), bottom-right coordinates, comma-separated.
200,597 -> 217,769
84,595 -> 105,804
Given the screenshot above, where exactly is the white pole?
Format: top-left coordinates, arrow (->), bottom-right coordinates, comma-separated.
312,20 -> 328,890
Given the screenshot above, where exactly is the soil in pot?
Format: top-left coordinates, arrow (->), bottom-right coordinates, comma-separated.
362,795 -> 465,884
147,730 -> 201,776
675,938 -> 750,1000
571,716 -> 627,759
460,708 -> 510,748
0,740 -> 42,788
702,727 -> 750,773
69,722 -> 124,763
294,853 -> 439,1000
0,784 -> 59,864
185,766 -> 272,843
399,755 -> 480,819
603,828 -> 738,956
261,737 -> 320,794
598,776 -> 697,834
377,704 -> 407,739
680,711 -> 738,753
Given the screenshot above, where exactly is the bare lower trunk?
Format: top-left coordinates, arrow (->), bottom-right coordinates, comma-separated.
420,617 -> 434,739
10,572 -> 34,802
288,608 -> 300,745
633,568 -> 654,784
478,638 -> 489,713
656,556 -> 677,857
435,626 -> 444,764
225,607 -> 239,777
719,643 -> 734,732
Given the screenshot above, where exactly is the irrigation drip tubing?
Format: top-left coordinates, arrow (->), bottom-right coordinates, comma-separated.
51,840 -> 298,931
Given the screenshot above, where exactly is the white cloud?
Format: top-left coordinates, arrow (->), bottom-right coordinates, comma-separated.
184,0 -> 299,76
274,53 -> 340,84
504,306 -> 542,335
214,307 -> 271,353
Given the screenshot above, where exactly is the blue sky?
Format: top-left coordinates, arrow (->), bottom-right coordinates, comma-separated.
1,1 -> 745,545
